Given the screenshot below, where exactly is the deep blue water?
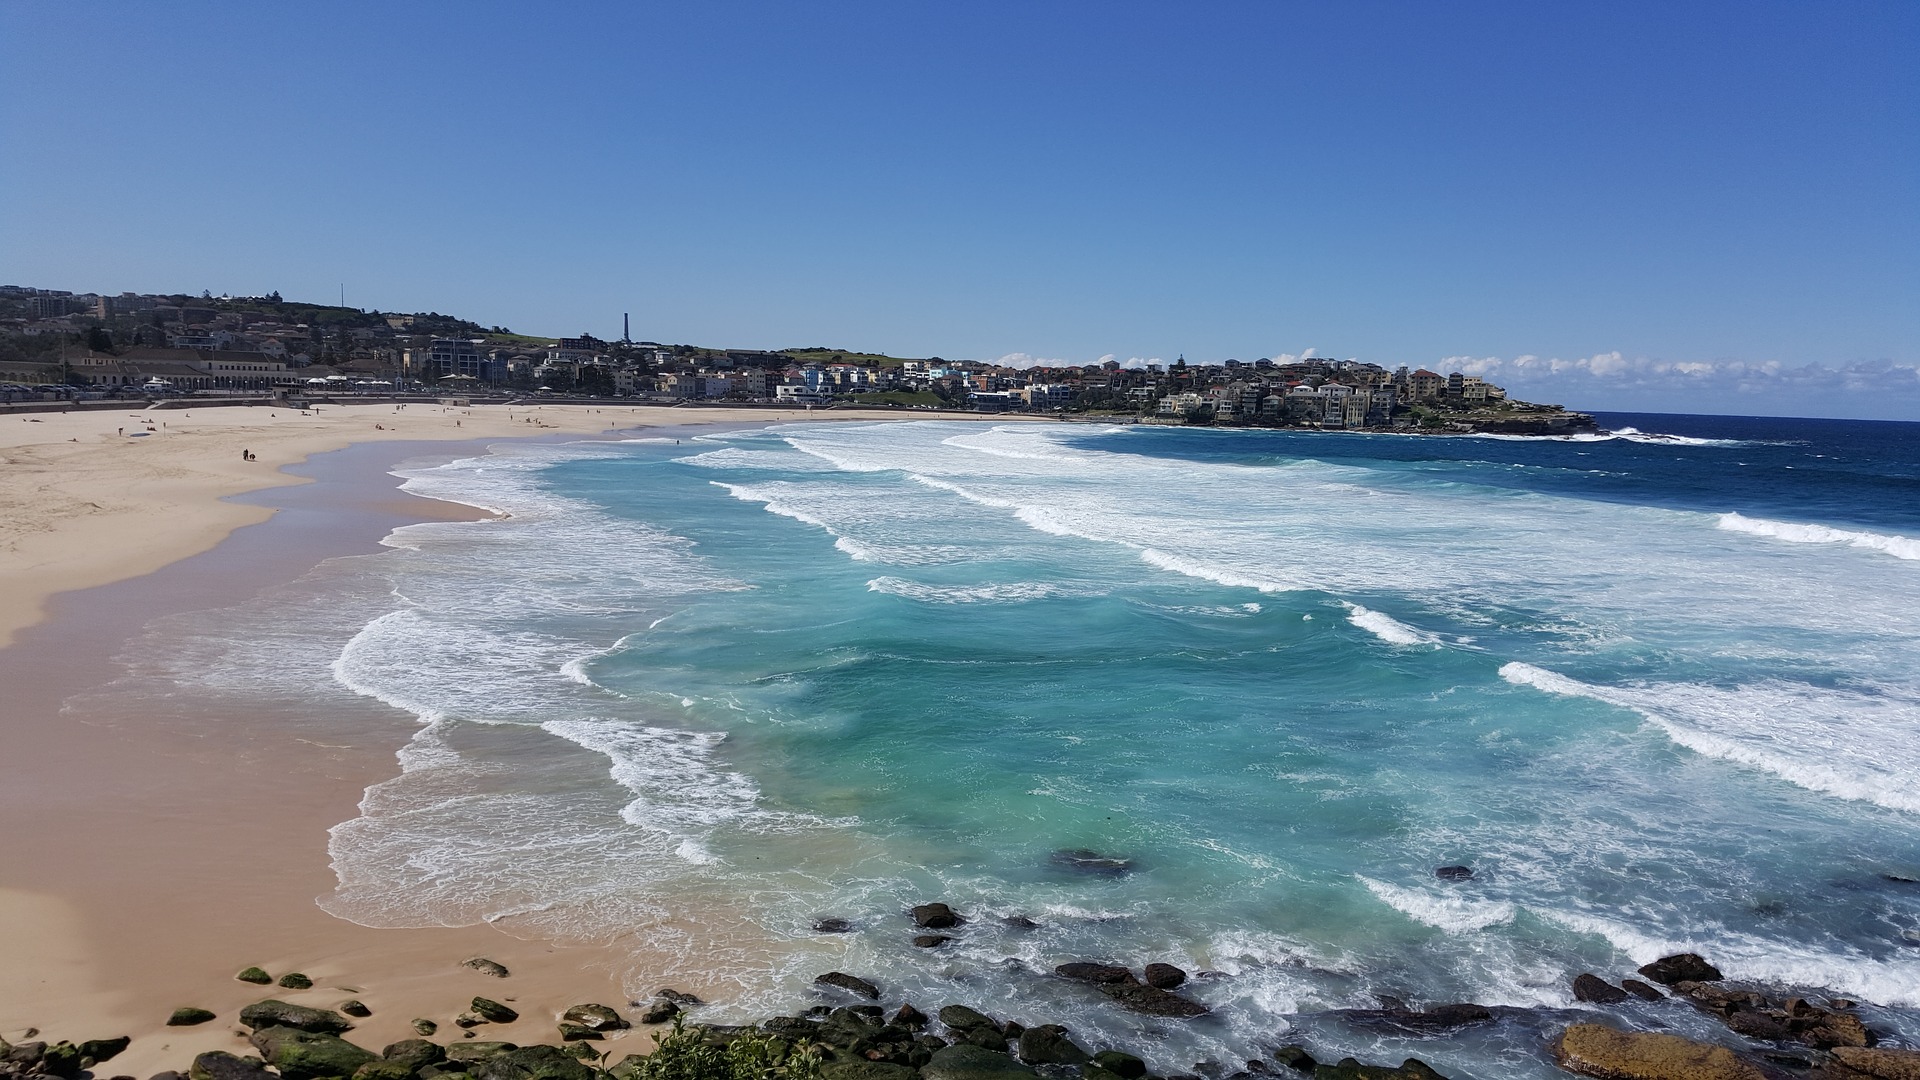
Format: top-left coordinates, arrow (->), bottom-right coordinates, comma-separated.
161,415 -> 1920,1078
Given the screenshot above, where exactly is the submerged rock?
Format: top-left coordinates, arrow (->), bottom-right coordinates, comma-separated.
239,1001 -> 354,1035
914,935 -> 953,948
169,1008 -> 218,1026
816,972 -> 881,999
1636,953 -> 1723,985
1331,1003 -> 1492,1031
1096,982 -> 1208,1018
1054,963 -> 1135,985
1551,1023 -> 1766,1080
813,918 -> 856,934
1050,850 -> 1133,877
463,958 -> 511,979
1433,866 -> 1473,882
1572,974 -> 1629,1004
912,903 -> 966,929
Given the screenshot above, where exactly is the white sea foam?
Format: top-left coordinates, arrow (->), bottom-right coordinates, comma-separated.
1359,875 -> 1518,932
1719,511 -> 1920,561
1343,603 -> 1441,647
865,576 -> 1090,604
1500,662 -> 1920,814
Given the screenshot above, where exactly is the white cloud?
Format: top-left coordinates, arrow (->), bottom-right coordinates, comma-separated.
1437,351 -> 1920,420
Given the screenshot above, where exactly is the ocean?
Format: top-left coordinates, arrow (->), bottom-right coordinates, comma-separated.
142,414 -> 1920,1076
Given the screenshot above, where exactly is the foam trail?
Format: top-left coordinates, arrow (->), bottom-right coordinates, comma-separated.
1500,662 -> 1920,814
1359,876 -> 1517,932
1719,512 -> 1920,561
1343,603 -> 1440,647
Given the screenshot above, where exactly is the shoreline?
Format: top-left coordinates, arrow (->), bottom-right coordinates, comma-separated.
0,405 -> 1036,1073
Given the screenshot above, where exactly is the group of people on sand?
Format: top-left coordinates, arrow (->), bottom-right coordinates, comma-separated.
241,449 -> 256,461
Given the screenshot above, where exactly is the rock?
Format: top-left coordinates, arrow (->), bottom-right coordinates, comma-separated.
1309,1059 -> 1447,1080
1144,963 -> 1187,990
239,1001 -> 355,1035
1829,1047 -> 1920,1080
412,1021 -> 439,1037
455,1015 -> 483,1029
1017,1026 -> 1090,1066
249,1026 -> 379,1080
190,1052 -> 276,1080
1055,963 -> 1136,985
1081,1067 -> 1126,1080
1620,979 -> 1664,1001
1572,974 -> 1629,1004
1332,1004 -> 1491,1031
340,1002 -> 372,1019
1003,916 -> 1040,930
894,1004 -> 929,1029
1091,1052 -> 1146,1079
556,1025 -> 599,1042
469,999 -> 519,1024
1551,1024 -> 1767,1080
154,1072 -> 189,1080
656,989 -> 704,1005
912,903 -> 966,929
816,972 -> 881,999
823,1064 -> 920,1080
280,973 -> 316,990
352,1062 -> 419,1080
921,1044 -> 1041,1080
1001,1022 -> 1025,1041
637,999 -> 679,1025
444,1043 -> 518,1065
560,1005 -> 626,1032
237,968 -> 274,985
914,935 -> 953,948
463,959 -> 510,979
169,1008 -> 219,1026
1637,953 -> 1723,985
813,917 -> 857,933
470,1045 -> 593,1080
1050,850 -> 1133,876
1269,1047 -> 1315,1073
1724,1009 -> 1792,1041
1433,866 -> 1473,882
381,1040 -> 446,1071
1801,1009 -> 1872,1050
938,1006 -> 999,1033
1096,982 -> 1209,1018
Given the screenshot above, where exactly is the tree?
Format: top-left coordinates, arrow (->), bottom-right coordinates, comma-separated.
86,326 -> 115,354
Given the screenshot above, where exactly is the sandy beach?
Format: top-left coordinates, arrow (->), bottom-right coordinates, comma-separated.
0,402 -> 1023,1073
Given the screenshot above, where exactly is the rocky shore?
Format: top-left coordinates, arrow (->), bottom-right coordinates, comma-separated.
6,924 -> 1916,1080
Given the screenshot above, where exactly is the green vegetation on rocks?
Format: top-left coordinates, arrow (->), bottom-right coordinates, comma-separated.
237,967 -> 274,985
280,973 -> 315,990
191,1051 -> 276,1080
247,1026 -> 378,1080
614,1016 -> 821,1080
169,1007 -> 218,1026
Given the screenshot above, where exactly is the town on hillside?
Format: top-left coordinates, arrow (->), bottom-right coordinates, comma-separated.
0,286 -> 1595,434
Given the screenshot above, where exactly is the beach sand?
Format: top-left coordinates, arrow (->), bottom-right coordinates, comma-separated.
0,402 -> 1026,1073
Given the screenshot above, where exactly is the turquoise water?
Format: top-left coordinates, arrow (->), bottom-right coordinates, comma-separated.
285,417 -> 1920,1076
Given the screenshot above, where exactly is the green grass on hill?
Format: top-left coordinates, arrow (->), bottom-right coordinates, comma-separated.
783,348 -> 933,369
851,389 -> 942,407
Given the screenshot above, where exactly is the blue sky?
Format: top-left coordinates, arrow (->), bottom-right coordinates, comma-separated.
3,2 -> 1915,418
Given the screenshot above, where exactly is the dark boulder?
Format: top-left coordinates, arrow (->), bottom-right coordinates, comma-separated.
169,1008 -> 218,1027
1143,963 -> 1187,990
912,903 -> 966,929
1637,953 -> 1722,985
471,1045 -> 593,1080
938,1006 -> 999,1033
914,935 -> 953,948
814,918 -> 856,934
822,1064 -> 919,1080
556,1025 -> 599,1042
1092,1051 -> 1147,1079
236,968 -> 274,985
1055,963 -> 1136,985
1269,1047 -> 1315,1074
656,989 -> 704,1005
921,1044 -> 1040,1080
1017,1026 -> 1089,1066
1433,866 -> 1473,882
1309,1059 -> 1447,1080
1620,980 -> 1663,1001
1097,983 -> 1209,1018
816,972 -> 881,999
380,1040 -> 446,1071
1003,916 -> 1040,930
560,1005 -> 625,1032
412,1020 -> 438,1037
79,1038 -> 131,1067
279,973 -> 315,990
190,1053 -> 275,1080
239,1001 -> 354,1035
469,999 -> 519,1024
1572,974 -> 1629,1004
1050,850 -> 1133,877
340,1002 -> 372,1019
1331,1003 -> 1492,1031
351,1062 -> 418,1080
444,1043 -> 517,1066
154,1072 -> 189,1080
637,999 -> 679,1025
462,959 -> 510,979
248,1026 -> 379,1080
893,1004 -> 928,1029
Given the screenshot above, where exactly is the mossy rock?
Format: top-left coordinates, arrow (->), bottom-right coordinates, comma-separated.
1091,1053 -> 1145,1080
191,1052 -> 276,1080
922,1044 -> 1041,1080
381,1041 -> 446,1071
470,1044 -> 594,1080
469,998 -> 519,1024
239,1000 -> 353,1034
445,1042 -> 518,1065
352,1062 -> 419,1080
824,1063 -> 920,1080
280,973 -> 316,990
556,1024 -> 600,1042
170,1007 -> 219,1027
412,1020 -> 439,1037
237,967 -> 275,985
248,1026 -> 378,1080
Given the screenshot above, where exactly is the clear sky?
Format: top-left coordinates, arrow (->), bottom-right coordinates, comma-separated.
3,2 -> 1916,418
